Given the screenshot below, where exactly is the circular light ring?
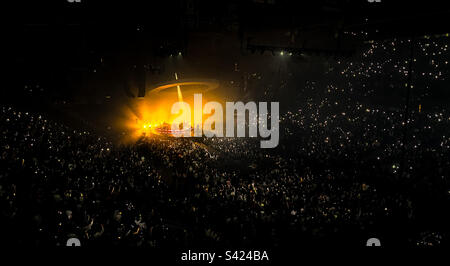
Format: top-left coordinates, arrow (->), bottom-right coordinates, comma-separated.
148,79 -> 220,94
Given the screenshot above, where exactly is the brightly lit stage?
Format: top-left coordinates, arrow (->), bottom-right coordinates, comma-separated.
128,78 -> 220,138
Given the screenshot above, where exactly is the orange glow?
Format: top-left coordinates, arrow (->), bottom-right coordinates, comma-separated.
121,81 -> 224,141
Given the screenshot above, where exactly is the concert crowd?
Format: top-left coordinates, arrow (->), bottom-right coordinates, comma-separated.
1,36 -> 449,247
